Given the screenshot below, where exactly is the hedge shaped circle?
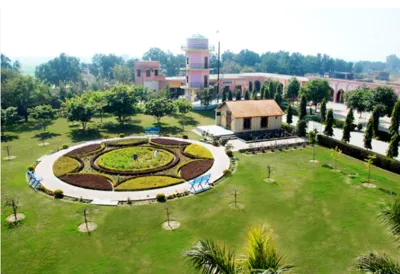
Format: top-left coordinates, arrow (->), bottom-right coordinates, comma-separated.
90,146 -> 181,176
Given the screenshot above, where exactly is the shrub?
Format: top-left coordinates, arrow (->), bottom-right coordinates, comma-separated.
118,133 -> 125,138
212,139 -> 219,147
182,135 -> 188,139
184,144 -> 214,159
334,118 -> 345,129
156,193 -> 166,203
167,194 -> 174,200
304,115 -> 322,123
317,134 -> 400,174
54,189 -> 64,199
27,165 -> 35,172
357,123 -> 363,131
223,169 -> 232,176
106,138 -> 148,147
282,122 -> 296,135
127,197 -> 132,205
226,150 -> 233,157
220,138 -> 228,146
61,144 -> 69,149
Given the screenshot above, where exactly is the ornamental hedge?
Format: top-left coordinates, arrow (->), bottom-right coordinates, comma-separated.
53,156 -> 83,177
317,134 -> 400,174
59,173 -> 113,191
179,159 -> 214,181
150,138 -> 190,147
106,138 -> 148,147
115,175 -> 184,191
183,144 -> 214,159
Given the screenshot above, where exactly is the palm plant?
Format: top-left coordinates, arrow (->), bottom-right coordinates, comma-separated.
381,198 -> 400,245
185,226 -> 294,274
355,253 -> 400,273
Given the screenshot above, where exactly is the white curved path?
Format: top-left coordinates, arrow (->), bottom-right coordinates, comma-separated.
34,137 -> 230,203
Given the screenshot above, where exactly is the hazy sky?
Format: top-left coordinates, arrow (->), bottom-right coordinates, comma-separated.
1,1 -> 400,62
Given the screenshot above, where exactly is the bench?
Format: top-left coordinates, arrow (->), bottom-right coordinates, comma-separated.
27,170 -> 42,189
144,126 -> 161,135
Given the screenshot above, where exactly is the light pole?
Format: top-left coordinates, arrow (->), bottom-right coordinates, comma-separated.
216,30 -> 220,103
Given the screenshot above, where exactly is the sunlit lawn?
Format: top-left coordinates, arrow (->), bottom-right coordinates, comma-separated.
1,110 -> 400,273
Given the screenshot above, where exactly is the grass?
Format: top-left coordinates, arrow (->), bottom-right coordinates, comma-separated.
115,176 -> 184,191
2,111 -> 400,273
52,156 -> 81,177
184,143 -> 214,159
97,147 -> 173,171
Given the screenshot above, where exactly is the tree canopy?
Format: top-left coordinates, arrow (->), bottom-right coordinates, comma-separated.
144,98 -> 175,123
35,53 -> 81,85
104,85 -> 137,124
300,79 -> 330,111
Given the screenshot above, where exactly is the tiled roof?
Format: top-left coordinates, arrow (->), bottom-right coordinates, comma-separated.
217,99 -> 284,118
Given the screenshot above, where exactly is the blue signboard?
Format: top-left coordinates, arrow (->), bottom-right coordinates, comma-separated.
223,81 -> 232,85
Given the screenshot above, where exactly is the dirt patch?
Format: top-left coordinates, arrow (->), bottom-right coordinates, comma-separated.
60,174 -> 113,191
6,213 -> 25,223
180,159 -> 214,181
78,222 -> 97,232
362,182 -> 376,188
162,220 -> 180,230
3,156 -> 17,160
66,144 -> 103,157
38,142 -> 50,146
309,160 -> 319,163
264,178 -> 276,183
151,138 -> 190,146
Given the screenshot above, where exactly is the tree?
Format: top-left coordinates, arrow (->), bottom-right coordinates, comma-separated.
308,130 -> 317,161
330,146 -> 342,170
341,108 -> 354,143
112,65 -> 131,84
300,79 -> 330,112
222,89 -> 227,102
132,85 -> 151,103
364,117 -> 374,150
235,90 -> 242,101
244,90 -> 250,100
299,95 -> 307,120
320,98 -> 327,122
364,154 -> 376,184
35,53 -> 81,85
344,86 -> 371,118
286,104 -> 293,125
389,100 -> 400,136
84,91 -> 107,123
5,197 -> 20,225
381,197 -> 400,243
275,83 -> 283,96
175,98 -> 192,130
284,77 -> 300,102
296,120 -> 307,137
274,92 -> 282,107
185,225 -> 293,274
90,54 -> 124,79
104,85 -> 137,124
252,91 -> 258,100
260,85 -> 265,99
1,107 -> 19,138
200,89 -> 212,108
228,90 -> 233,101
372,86 -> 398,117
64,96 -> 94,130
372,105 -> 385,136
29,105 -> 56,133
144,98 -> 175,123
387,133 -> 399,158
323,109 -> 334,137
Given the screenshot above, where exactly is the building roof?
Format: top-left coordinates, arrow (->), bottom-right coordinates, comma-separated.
165,72 -> 309,82
190,33 -> 207,39
217,99 -> 284,118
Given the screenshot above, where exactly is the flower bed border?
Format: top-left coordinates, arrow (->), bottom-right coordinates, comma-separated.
59,173 -> 114,191
150,138 -> 191,147
114,175 -> 184,191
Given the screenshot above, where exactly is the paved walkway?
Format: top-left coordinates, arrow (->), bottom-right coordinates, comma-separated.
227,137 -> 306,151
286,115 -> 400,161
34,137 -> 230,203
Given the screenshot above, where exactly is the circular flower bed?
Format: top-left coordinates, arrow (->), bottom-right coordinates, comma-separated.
151,138 -> 190,146
180,159 -> 214,181
115,176 -> 184,191
59,173 -> 113,191
97,147 -> 174,171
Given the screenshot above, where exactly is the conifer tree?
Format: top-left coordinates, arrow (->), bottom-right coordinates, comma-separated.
252,91 -> 258,100
389,100 -> 400,136
342,108 -> 354,143
372,105 -> 384,136
260,85 -> 265,99
320,98 -> 327,122
274,92 -> 282,107
228,90 -> 233,101
235,90 -> 241,101
244,90 -> 250,100
299,95 -> 307,120
286,104 -> 293,125
264,86 -> 270,99
387,133 -> 399,158
364,117 -> 374,150
323,109 -> 334,137
222,90 -> 227,102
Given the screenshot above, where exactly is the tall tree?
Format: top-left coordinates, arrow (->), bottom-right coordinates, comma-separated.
1,107 -> 19,138
286,104 -> 293,125
252,91 -> 258,100
372,86 -> 398,117
342,108 -> 354,143
244,90 -> 250,100
235,90 -> 242,101
299,79 -> 330,112
90,54 -> 124,79
284,77 -> 300,102
64,96 -> 94,130
320,98 -> 327,122
29,105 -> 56,133
260,85 -> 265,99
389,100 -> 400,136
144,98 -> 175,123
104,85 -> 137,124
323,109 -> 334,137
387,133 -> 399,158
228,90 -> 233,101
112,65 -> 131,84
83,91 -> 107,123
296,120 -> 307,137
344,85 -> 371,118
372,105 -> 385,136
274,92 -> 282,107
299,94 -> 307,120
35,53 -> 81,85
175,98 -> 192,130
364,117 -> 374,150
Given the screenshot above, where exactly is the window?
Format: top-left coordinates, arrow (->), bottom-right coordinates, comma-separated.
216,112 -> 221,116
204,76 -> 208,87
137,69 -> 141,77
154,69 -> 158,76
146,70 -> 150,77
275,116 -> 278,119
261,117 -> 268,128
243,118 -> 251,130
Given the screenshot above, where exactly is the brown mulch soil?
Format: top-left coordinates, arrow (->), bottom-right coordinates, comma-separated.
60,174 -> 113,191
180,159 -> 214,181
151,138 -> 190,146
66,144 -> 102,157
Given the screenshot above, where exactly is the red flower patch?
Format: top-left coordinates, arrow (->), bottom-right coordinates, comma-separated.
180,159 -> 214,181
60,174 -> 113,191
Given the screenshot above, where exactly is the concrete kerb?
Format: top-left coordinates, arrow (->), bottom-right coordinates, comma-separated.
33,136 -> 230,204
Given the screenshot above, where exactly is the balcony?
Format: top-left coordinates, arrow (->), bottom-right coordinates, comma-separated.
181,44 -> 215,51
181,82 -> 210,89
180,63 -> 211,70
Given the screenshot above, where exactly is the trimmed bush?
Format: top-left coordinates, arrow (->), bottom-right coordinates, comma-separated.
118,133 -> 125,138
27,165 -> 35,172
182,135 -> 188,139
282,122 -> 296,135
317,134 -> 400,174
223,169 -> 232,176
115,176 -> 184,191
184,144 -> 214,159
156,193 -> 166,203
334,118 -> 345,129
54,189 -> 64,199
226,150 -> 233,157
304,115 -> 322,123
53,156 -> 82,177
61,144 -> 69,149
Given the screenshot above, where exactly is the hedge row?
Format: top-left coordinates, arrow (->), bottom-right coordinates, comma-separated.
281,123 -> 296,135
317,134 -> 400,174
238,141 -> 308,154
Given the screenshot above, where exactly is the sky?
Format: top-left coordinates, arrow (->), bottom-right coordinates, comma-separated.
1,1 -> 400,63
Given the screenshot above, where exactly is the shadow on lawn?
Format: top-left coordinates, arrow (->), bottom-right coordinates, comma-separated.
101,122 -> 144,136
32,132 -> 61,140
7,120 -> 42,133
192,109 -> 215,119
68,128 -> 103,142
1,134 -> 19,142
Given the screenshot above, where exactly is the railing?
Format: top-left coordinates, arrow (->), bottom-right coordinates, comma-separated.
181,45 -> 215,51
180,63 -> 210,69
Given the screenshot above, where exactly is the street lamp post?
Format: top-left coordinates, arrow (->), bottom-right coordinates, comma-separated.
216,30 -> 220,103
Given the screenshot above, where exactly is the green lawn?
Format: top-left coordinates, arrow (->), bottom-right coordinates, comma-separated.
2,111 -> 400,273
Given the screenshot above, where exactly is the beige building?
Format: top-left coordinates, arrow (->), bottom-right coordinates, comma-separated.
215,100 -> 284,134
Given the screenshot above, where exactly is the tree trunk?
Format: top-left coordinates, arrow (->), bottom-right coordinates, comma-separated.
24,113 -> 28,122
82,122 -> 86,131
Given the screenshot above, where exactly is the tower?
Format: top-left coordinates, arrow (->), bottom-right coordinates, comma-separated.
181,34 -> 214,102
